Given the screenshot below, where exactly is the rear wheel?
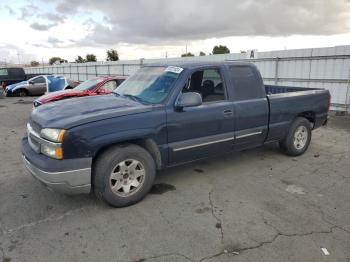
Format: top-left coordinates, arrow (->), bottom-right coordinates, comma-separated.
280,117 -> 312,156
93,144 -> 156,207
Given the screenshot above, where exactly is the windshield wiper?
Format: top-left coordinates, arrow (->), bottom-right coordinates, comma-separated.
121,94 -> 148,104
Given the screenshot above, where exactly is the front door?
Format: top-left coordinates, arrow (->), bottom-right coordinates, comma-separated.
30,76 -> 47,95
166,67 -> 234,165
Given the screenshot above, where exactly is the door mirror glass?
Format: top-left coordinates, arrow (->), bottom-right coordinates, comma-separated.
97,88 -> 107,94
176,92 -> 202,109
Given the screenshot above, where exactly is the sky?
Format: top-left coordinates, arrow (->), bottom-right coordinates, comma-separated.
0,0 -> 349,64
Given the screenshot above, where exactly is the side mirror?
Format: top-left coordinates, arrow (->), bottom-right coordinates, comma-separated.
97,88 -> 107,94
176,92 -> 202,110
29,81 -> 34,85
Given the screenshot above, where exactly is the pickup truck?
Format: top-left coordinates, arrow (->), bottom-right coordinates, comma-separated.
22,62 -> 330,207
0,67 -> 41,89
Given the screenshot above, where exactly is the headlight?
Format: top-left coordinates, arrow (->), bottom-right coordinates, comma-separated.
41,144 -> 63,160
40,128 -> 65,143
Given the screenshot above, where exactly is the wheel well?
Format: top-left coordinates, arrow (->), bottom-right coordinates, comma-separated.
297,111 -> 315,124
16,88 -> 28,95
93,139 -> 162,170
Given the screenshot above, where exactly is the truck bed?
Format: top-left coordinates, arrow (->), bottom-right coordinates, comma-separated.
265,84 -> 320,95
264,84 -> 330,143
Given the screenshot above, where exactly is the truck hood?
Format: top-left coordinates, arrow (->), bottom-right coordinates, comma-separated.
31,94 -> 153,129
36,89 -> 85,104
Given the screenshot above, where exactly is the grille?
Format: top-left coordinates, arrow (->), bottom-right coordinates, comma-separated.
27,122 -> 41,153
29,120 -> 41,134
28,135 -> 40,153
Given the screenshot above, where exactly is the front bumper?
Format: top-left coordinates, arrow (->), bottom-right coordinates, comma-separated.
22,137 -> 92,194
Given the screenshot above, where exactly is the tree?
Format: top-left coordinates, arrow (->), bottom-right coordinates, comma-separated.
75,56 -> 86,63
106,49 -> 119,61
49,57 -> 66,65
30,61 -> 40,66
181,52 -> 195,57
212,45 -> 230,55
199,51 -> 206,56
85,54 -> 97,62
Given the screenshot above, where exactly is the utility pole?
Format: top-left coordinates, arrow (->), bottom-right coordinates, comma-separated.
17,53 -> 21,65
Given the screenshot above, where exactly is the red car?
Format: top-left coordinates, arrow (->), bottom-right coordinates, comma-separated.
33,76 -> 127,107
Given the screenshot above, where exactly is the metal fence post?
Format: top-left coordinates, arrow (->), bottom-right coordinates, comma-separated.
95,65 -> 98,76
107,64 -> 110,76
77,65 -> 80,81
274,57 -> 279,85
122,64 -> 125,76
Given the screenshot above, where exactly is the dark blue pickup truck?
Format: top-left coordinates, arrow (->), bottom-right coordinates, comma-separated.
22,62 -> 330,207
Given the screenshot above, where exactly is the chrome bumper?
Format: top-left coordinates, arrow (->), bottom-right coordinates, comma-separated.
22,155 -> 91,194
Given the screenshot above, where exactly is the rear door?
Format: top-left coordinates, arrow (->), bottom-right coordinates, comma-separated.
228,65 -> 269,150
167,66 -> 235,164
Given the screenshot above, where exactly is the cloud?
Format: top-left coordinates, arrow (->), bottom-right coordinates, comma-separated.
0,43 -> 36,64
53,0 -> 350,46
30,22 -> 58,31
20,4 -> 38,20
48,37 -> 64,47
43,13 -> 66,23
5,6 -> 15,16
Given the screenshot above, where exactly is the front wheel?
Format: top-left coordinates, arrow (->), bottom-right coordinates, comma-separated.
93,144 -> 156,207
16,89 -> 27,97
280,117 -> 312,156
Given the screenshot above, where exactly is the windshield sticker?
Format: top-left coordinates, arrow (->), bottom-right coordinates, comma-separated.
165,66 -> 184,74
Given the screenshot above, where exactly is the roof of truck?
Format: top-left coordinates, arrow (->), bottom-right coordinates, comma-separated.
145,61 -> 255,69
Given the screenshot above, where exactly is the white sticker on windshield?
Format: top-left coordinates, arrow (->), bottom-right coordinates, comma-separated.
165,66 -> 184,74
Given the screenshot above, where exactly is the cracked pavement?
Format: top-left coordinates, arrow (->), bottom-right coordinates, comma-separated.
0,97 -> 349,262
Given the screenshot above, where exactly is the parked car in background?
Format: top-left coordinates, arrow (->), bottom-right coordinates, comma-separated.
0,67 -> 42,88
33,76 -> 127,107
22,62 -> 330,207
5,75 -> 79,97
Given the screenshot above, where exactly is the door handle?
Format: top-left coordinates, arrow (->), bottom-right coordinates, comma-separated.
223,109 -> 233,116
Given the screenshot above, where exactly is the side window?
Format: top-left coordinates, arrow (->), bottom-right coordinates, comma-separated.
229,66 -> 264,100
100,80 -> 117,92
116,79 -> 125,86
0,69 -> 8,76
183,68 -> 226,103
32,77 -> 46,84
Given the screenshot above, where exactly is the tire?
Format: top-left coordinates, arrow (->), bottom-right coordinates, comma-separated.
16,89 -> 27,97
93,144 -> 156,207
279,117 -> 312,156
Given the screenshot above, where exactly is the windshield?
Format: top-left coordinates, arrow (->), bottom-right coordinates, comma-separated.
74,78 -> 103,91
114,66 -> 183,104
